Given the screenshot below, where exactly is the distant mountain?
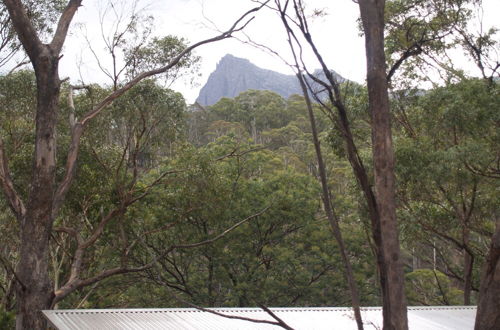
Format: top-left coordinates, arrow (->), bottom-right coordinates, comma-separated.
196,54 -> 344,106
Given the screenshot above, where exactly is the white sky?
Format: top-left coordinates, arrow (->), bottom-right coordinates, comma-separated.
60,0 -> 499,103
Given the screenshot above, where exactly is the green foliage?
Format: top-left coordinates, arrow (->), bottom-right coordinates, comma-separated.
0,309 -> 15,329
1,38 -> 497,313
406,269 -> 463,306
207,90 -> 293,141
383,0 -> 490,85
125,35 -> 201,82
127,139 -> 325,306
0,0 -> 65,57
0,70 -> 37,198
63,128 -> 377,308
394,79 -> 499,304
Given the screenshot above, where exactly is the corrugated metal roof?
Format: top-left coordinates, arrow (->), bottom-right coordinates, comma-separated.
43,306 -> 476,330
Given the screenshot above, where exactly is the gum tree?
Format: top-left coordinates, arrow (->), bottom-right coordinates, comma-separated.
0,0 -> 266,328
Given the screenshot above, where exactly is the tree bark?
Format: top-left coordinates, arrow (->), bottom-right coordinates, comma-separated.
358,1 -> 408,329
275,1 -> 391,326
0,0 -> 267,327
16,44 -> 61,330
463,227 -> 473,305
475,219 -> 500,330
1,0 -> 80,327
297,73 -> 364,330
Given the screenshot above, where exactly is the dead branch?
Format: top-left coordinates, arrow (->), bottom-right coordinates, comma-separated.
168,289 -> 295,330
257,304 -> 295,330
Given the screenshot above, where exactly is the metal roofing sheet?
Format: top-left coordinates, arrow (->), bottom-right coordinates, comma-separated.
43,306 -> 477,330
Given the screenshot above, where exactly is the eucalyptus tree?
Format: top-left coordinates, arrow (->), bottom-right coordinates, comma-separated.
0,0 -> 267,328
268,0 -> 407,328
357,1 -> 408,328
131,139 -> 325,307
384,1 -> 499,324
394,79 -> 499,305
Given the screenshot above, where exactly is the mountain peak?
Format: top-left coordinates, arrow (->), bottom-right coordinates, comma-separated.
196,54 -> 300,106
196,54 -> 346,106
218,54 -> 250,64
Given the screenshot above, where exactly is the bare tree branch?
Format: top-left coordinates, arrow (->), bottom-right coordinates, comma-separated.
50,0 -> 83,54
52,123 -> 83,218
257,304 -> 295,330
387,43 -> 423,83
79,1 -> 269,126
7,59 -> 30,75
170,206 -> 270,250
2,0 -> 42,60
51,2 -> 268,221
53,265 -> 148,304
53,205 -> 270,304
167,289 -> 295,330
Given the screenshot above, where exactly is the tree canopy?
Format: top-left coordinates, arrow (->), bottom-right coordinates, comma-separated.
0,0 -> 498,329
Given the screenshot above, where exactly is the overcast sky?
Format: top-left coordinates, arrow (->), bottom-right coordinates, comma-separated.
60,0 -> 499,103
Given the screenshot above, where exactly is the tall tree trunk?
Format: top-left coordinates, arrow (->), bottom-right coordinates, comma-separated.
358,1 -> 408,329
463,227 -> 473,305
297,73 -> 364,330
475,220 -> 500,330
1,1 -> 80,327
16,45 -> 60,329
276,1 -> 388,324
16,225 -> 54,330
463,251 -> 473,305
0,1 -> 267,328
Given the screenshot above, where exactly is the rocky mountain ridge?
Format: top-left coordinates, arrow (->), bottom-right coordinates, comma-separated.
196,54 -> 344,106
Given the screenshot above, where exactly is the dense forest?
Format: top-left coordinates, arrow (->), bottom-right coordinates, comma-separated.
0,0 -> 498,329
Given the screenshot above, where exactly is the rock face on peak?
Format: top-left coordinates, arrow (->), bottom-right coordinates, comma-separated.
196,54 -> 301,106
196,54 -> 346,106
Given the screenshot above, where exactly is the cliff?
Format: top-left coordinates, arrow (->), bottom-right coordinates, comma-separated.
196,54 -> 346,106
